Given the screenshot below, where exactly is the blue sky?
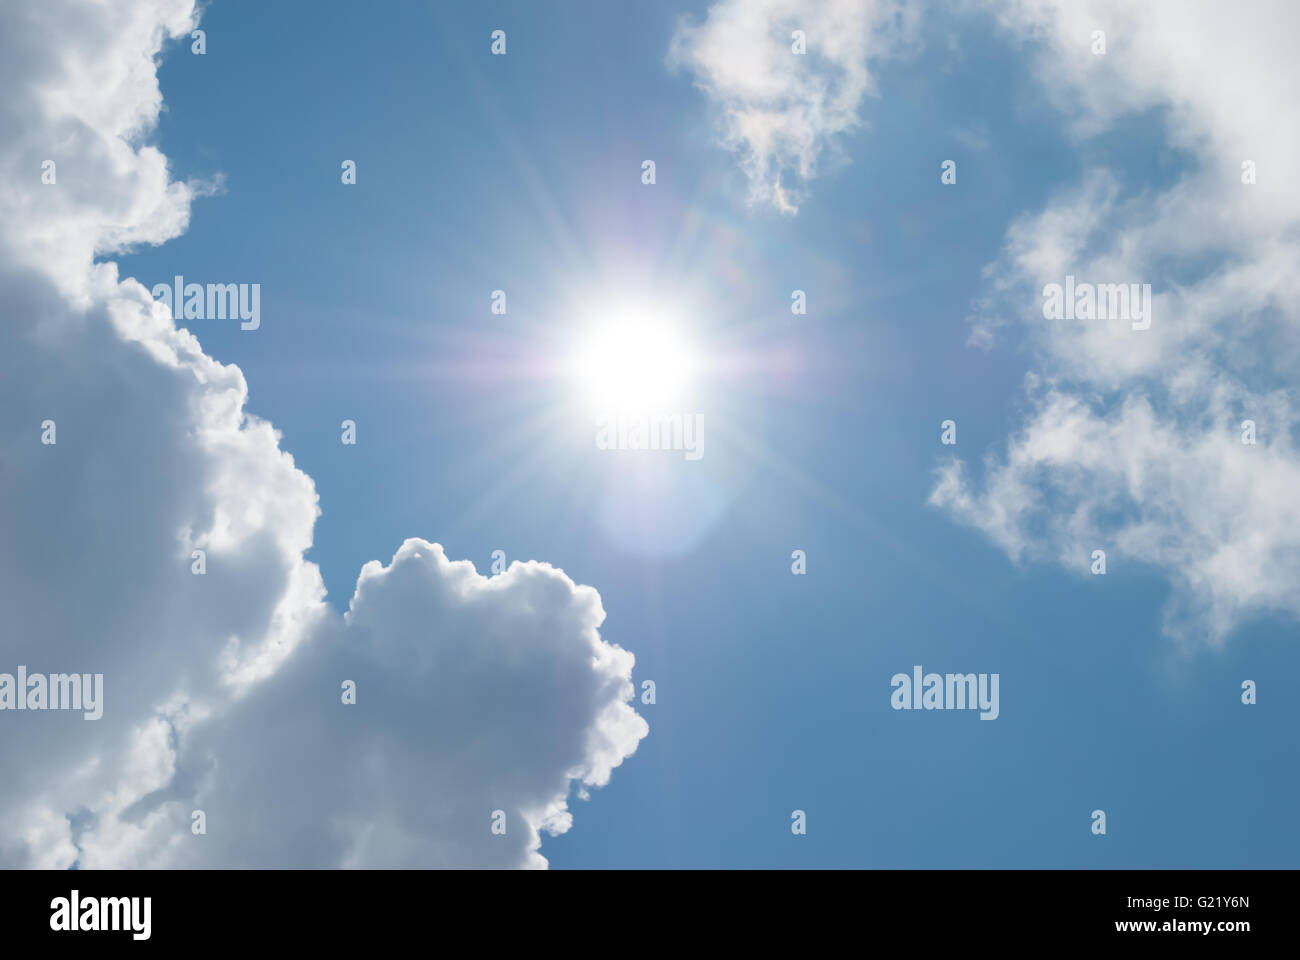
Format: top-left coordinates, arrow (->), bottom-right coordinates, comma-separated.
6,0 -> 1296,868
108,0 -> 1299,867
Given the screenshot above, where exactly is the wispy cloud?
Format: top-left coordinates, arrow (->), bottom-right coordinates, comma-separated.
934,0 -> 1300,647
668,0 -> 920,214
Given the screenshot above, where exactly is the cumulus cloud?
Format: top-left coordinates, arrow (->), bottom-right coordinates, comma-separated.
669,0 -> 920,214
0,0 -> 645,868
102,541 -> 649,869
933,0 -> 1300,646
0,0 -> 206,299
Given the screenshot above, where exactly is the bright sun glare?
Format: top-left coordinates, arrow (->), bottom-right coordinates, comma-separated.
573,315 -> 698,413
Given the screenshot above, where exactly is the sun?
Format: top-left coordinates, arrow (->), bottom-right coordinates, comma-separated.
571,312 -> 698,413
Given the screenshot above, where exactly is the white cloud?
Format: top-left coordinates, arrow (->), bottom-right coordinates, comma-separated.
669,0 -> 920,214
0,0 -> 204,300
92,540 -> 649,869
0,0 -> 646,868
934,0 -> 1300,646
